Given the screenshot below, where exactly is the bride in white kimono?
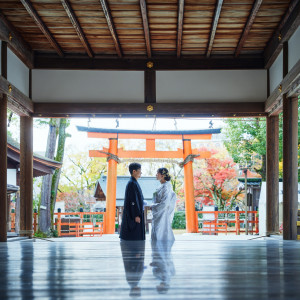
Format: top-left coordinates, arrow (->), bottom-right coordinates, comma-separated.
151,168 -> 176,241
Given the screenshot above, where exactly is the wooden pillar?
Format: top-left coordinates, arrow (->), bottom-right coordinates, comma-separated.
183,139 -> 197,233
20,116 -> 33,238
266,116 -> 279,235
0,40 -> 8,242
282,96 -> 298,240
0,94 -> 7,242
105,138 -> 118,234
144,69 -> 156,103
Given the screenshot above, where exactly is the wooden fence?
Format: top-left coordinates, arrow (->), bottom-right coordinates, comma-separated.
11,209 -> 258,236
196,210 -> 259,235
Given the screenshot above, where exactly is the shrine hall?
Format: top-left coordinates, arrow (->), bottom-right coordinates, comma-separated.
0,0 -> 300,299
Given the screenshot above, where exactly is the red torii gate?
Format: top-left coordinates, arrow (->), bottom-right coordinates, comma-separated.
78,127 -> 221,234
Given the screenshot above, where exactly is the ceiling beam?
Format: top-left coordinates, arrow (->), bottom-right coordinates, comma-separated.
34,55 -> 264,70
0,76 -> 34,116
206,0 -> 223,58
20,0 -> 64,57
99,0 -> 122,58
61,0 -> 94,58
140,0 -> 151,58
177,0 -> 185,58
33,102 -> 266,118
235,0 -> 263,58
264,0 -> 300,68
0,13 -> 34,69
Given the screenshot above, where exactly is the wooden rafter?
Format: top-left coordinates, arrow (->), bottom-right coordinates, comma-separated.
140,0 -> 151,58
20,0 -> 64,57
0,13 -> 34,69
235,0 -> 263,57
177,0 -> 185,58
99,0 -> 122,57
206,0 -> 223,58
264,0 -> 300,68
61,0 -> 94,58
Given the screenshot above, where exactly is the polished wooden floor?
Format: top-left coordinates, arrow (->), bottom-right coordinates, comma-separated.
0,237 -> 300,299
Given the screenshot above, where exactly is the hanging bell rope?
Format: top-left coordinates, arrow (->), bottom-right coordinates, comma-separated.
97,150 -> 121,163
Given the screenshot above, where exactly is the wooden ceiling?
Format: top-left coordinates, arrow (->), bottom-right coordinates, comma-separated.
0,0 -> 298,69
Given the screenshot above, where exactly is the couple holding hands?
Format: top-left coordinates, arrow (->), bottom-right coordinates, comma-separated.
120,163 -> 176,241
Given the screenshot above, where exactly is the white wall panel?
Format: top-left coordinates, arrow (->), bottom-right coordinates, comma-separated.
7,49 -> 29,96
7,169 -> 16,185
288,25 -> 300,71
32,70 -> 144,103
269,50 -> 283,93
157,70 -> 267,103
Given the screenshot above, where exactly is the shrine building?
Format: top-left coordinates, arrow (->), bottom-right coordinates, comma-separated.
0,1 -> 299,298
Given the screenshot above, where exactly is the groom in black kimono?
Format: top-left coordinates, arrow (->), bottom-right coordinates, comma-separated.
120,163 -> 145,241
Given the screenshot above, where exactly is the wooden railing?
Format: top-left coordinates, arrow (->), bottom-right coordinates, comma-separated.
11,210 -> 258,236
10,212 -> 106,237
196,210 -> 259,235
53,212 -> 105,237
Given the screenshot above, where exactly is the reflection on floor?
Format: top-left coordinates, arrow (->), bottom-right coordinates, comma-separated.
1,236 -> 300,299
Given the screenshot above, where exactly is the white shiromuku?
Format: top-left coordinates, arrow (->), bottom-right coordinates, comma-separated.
151,181 -> 176,241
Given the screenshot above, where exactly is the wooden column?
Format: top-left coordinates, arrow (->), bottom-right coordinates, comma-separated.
105,138 -> 118,234
266,116 -> 279,235
144,69 -> 156,103
0,40 -> 8,242
0,94 -> 7,242
183,139 -> 197,233
20,116 -> 33,238
282,95 -> 298,240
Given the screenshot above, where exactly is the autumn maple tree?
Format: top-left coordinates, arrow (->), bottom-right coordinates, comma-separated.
193,148 -> 243,210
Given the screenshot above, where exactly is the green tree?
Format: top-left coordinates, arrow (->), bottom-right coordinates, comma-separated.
60,152 -> 107,193
223,118 -> 270,180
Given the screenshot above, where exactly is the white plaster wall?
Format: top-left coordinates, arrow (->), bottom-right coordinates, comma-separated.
269,50 -> 283,93
7,48 -> 29,96
288,25 -> 300,71
32,70 -> 144,103
156,70 -> 267,103
258,182 -> 266,236
7,169 -> 16,185
259,182 -> 300,235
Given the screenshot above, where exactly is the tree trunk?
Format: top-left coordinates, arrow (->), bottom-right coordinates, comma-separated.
38,119 -> 59,233
50,119 -> 69,227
